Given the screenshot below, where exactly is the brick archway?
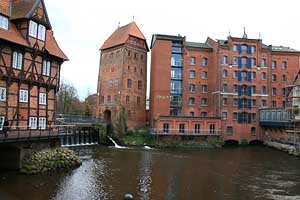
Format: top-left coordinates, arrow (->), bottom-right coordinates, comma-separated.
103,110 -> 111,122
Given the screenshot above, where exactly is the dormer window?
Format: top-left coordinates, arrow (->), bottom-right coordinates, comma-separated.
0,15 -> 8,30
29,20 -> 46,41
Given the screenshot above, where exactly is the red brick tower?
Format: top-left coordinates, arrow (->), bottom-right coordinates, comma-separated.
96,22 -> 149,130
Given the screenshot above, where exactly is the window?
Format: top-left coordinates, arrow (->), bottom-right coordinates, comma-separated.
134,67 -> 137,72
233,112 -> 238,120
163,123 -> 169,134
0,15 -> 9,30
107,95 -> 111,103
233,45 -> 237,51
37,24 -> 46,41
250,58 -> 256,67
39,117 -> 46,130
189,84 -> 195,92
233,57 -> 238,65
100,96 -> 104,104
272,74 -> 277,82
282,101 -> 286,108
114,80 -> 119,87
282,61 -> 287,69
127,79 -> 132,88
134,53 -> 138,59
261,58 -> 266,67
109,80 -> 113,88
201,71 -> 208,79
29,117 -> 37,129
272,88 -> 277,96
233,98 -> 238,106
179,123 -> 185,134
195,124 -> 200,134
171,54 -> 183,66
19,89 -> 28,103
12,51 -> 23,69
241,57 -> 247,68
233,70 -> 238,78
282,75 -> 287,82
189,70 -> 196,78
251,85 -> 256,94
241,71 -> 247,81
126,95 -> 130,104
251,113 -> 256,122
0,116 -> 4,131
250,46 -> 256,54
201,98 -> 207,105
222,56 -> 228,64
223,70 -> 228,78
171,68 -> 182,79
190,57 -> 196,65
201,112 -> 207,117
39,93 -> 47,105
202,58 -> 208,66
201,85 -> 208,93
171,81 -> 182,94
29,20 -> 38,38
251,127 -> 256,136
282,88 -> 286,96
233,84 -> 238,93
137,96 -> 141,105
138,80 -> 142,89
272,61 -> 277,69
189,97 -> 195,105
42,60 -> 51,76
223,98 -> 228,106
241,45 -> 248,54
222,84 -> 228,92
252,99 -> 256,107
0,87 -> 6,101
261,86 -> 267,94
227,126 -> 233,135
272,101 -> 277,108
190,112 -> 194,116
261,72 -> 266,80
128,51 -> 131,56
222,112 -> 227,120
210,124 -> 216,134
114,95 -> 118,103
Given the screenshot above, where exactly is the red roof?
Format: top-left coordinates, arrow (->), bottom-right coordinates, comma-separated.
0,22 -> 29,47
100,22 -> 146,50
45,30 -> 69,61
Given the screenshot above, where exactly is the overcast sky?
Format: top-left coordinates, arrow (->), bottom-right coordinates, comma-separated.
44,0 -> 300,99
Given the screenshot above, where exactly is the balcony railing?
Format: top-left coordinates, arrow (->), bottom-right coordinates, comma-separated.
151,129 -> 221,136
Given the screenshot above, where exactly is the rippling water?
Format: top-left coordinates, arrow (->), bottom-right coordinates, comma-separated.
0,146 -> 300,200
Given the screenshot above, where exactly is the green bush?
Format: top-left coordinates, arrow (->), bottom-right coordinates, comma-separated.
240,139 -> 249,146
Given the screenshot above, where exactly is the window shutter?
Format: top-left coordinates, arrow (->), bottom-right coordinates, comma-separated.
238,99 -> 242,109
248,86 -> 252,96
238,85 -> 242,96
238,58 -> 241,69
247,46 -> 251,54
238,112 -> 242,123
248,99 -> 252,109
247,72 -> 252,82
238,71 -> 241,81
238,45 -> 241,54
248,113 -> 252,123
247,58 -> 251,69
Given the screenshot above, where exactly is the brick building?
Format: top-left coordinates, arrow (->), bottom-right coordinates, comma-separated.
150,32 -> 300,143
0,0 -> 68,130
96,22 -> 148,130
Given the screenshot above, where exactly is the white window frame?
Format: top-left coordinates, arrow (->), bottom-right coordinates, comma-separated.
0,87 -> 6,101
0,116 -> 4,131
39,92 -> 47,105
29,117 -> 37,129
37,24 -> 46,41
12,51 -> 23,69
42,60 -> 51,76
19,89 -> 28,103
0,15 -> 9,30
39,117 -> 46,130
29,20 -> 38,38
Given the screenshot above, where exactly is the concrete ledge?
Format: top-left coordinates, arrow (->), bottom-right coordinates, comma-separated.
265,141 -> 300,157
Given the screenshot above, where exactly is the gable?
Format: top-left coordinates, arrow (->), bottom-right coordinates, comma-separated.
30,0 -> 51,28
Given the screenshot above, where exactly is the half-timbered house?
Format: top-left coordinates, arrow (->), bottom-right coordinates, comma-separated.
0,0 -> 68,131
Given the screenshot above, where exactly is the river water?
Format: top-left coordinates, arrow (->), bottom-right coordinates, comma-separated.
0,146 -> 300,200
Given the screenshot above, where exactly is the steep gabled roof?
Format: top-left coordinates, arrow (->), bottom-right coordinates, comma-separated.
11,0 -> 51,28
100,22 -> 146,50
45,30 -> 69,61
0,21 -> 29,46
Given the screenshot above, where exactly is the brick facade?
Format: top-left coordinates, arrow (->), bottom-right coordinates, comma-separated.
96,22 -> 148,130
150,33 -> 300,143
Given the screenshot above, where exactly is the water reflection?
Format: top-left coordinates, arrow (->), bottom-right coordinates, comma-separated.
0,146 -> 300,200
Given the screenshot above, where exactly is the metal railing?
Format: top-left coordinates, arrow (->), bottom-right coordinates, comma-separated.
0,125 -> 77,143
151,129 -> 222,136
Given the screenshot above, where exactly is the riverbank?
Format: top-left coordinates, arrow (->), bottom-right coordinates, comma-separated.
121,129 -> 222,148
265,141 -> 300,157
21,148 -> 82,174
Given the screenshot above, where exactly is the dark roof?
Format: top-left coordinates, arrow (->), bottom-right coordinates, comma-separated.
185,41 -> 212,49
272,46 -> 300,53
101,22 -> 147,50
217,39 -> 228,46
150,34 -> 184,49
262,43 -> 270,49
